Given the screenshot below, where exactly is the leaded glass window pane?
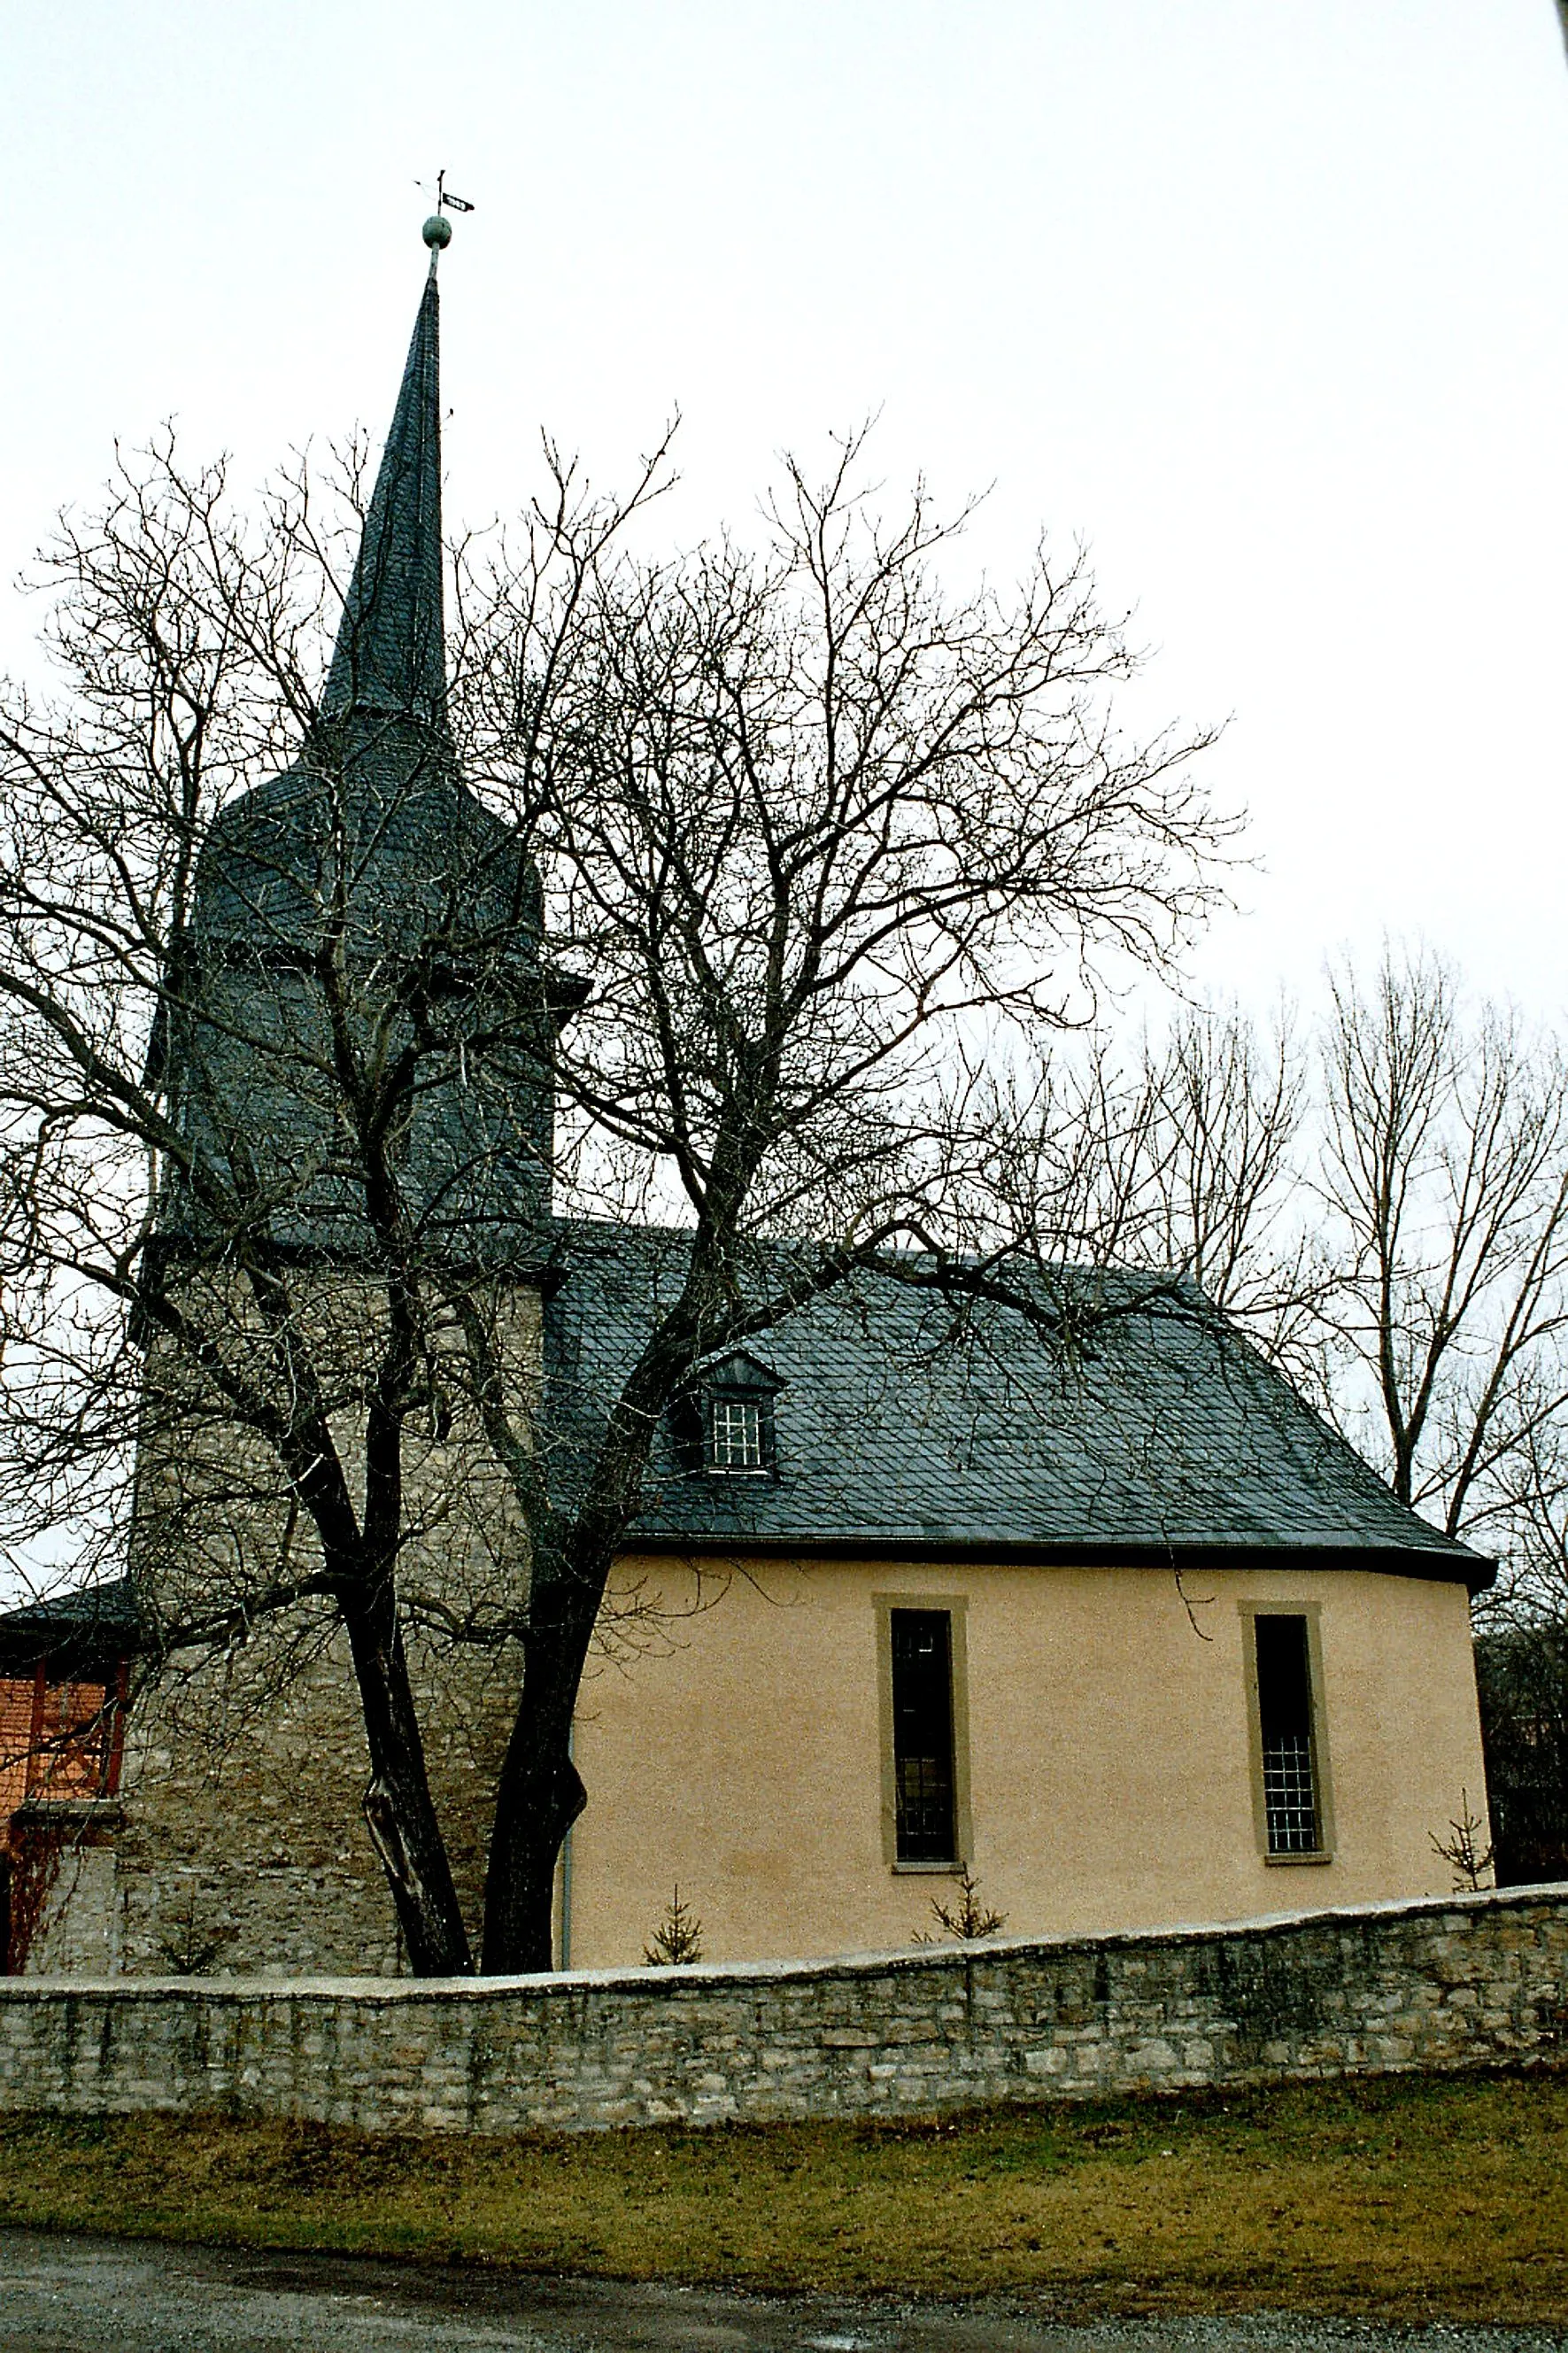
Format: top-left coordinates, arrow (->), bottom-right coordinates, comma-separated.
709,1396 -> 764,1471
1255,1614 -> 1321,1854
892,1608 -> 956,1863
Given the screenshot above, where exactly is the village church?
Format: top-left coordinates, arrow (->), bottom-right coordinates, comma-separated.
0,226 -> 1493,1980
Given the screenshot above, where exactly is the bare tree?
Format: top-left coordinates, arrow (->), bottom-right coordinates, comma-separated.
1082,1003 -> 1318,1375
1312,949 -> 1568,1552
452,431 -> 1231,1968
1018,963 -> 1568,1583
1106,956 -> 1568,1561
1487,1416 -> 1568,1620
0,406 -> 1229,1973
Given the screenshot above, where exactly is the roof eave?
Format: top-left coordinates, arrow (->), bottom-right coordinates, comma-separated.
616,1530 -> 1496,1595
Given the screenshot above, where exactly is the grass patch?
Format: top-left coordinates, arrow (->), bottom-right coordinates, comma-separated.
3,2070 -> 1567,2323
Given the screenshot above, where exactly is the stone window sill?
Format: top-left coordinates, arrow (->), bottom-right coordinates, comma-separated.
1264,1849 -> 1332,1866
892,1860 -> 966,1876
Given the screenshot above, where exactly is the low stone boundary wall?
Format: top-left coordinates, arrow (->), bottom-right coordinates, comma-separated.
1,1885 -> 1564,2135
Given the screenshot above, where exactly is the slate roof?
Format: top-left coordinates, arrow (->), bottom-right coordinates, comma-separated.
542,1219 -> 1492,1589
0,1220 -> 1489,1677
321,266 -> 447,729
195,720 -> 540,964
194,261 -> 540,965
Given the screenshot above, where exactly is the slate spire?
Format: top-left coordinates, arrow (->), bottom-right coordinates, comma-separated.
321,246 -> 447,729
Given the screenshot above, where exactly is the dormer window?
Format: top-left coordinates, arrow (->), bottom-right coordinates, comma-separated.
710,1394 -> 766,1473
676,1351 -> 783,1479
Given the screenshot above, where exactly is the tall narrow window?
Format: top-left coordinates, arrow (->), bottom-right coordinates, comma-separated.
1255,1614 -> 1320,1855
891,1609 -> 956,1863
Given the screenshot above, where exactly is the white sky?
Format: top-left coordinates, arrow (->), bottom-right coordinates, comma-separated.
3,0 -> 1566,1020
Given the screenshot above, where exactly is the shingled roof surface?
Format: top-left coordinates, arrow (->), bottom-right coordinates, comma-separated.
543,1219 -> 1490,1586
0,1576 -> 141,1675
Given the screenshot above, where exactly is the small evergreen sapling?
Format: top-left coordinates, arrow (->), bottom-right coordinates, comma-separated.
1430,1790 -> 1495,1892
644,1885 -> 705,1965
921,1865 -> 1007,1941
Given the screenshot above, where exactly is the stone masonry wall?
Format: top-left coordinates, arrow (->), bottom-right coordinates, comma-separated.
1,1885 -> 1564,2135
113,1283 -> 542,1977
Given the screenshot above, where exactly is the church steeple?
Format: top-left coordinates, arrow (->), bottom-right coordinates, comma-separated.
180,208 -> 554,1262
321,233 -> 448,730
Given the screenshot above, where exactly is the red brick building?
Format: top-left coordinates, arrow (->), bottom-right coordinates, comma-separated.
0,1584 -> 132,1970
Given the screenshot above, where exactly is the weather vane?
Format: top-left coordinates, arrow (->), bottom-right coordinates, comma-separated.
417,170 -> 475,259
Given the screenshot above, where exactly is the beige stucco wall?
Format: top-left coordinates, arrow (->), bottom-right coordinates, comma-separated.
563,1555 -> 1489,1969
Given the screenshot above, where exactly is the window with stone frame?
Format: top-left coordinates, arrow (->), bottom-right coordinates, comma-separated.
1254,1613 -> 1324,1855
891,1608 -> 958,1863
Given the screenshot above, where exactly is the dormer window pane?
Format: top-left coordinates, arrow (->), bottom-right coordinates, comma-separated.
710,1397 -> 764,1472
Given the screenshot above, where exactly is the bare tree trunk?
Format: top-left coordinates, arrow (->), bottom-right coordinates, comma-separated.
480,1540 -> 599,1973
341,1573 -> 474,1976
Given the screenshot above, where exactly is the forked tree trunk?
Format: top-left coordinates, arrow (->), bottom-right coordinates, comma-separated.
474,1270 -> 735,1973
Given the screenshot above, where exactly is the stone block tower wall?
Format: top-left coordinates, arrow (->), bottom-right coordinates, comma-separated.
111,1284 -> 543,1978
112,1624 -> 512,1978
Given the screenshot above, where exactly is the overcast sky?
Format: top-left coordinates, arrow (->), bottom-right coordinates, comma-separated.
3,0 -> 1565,1020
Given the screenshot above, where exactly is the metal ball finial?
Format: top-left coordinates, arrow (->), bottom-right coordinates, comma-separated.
422,213 -> 452,251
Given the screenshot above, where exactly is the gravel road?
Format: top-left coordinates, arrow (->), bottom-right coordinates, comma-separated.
0,2233 -> 1563,2353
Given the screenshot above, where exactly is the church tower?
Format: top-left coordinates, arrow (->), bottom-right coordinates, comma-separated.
113,220 -> 547,1979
